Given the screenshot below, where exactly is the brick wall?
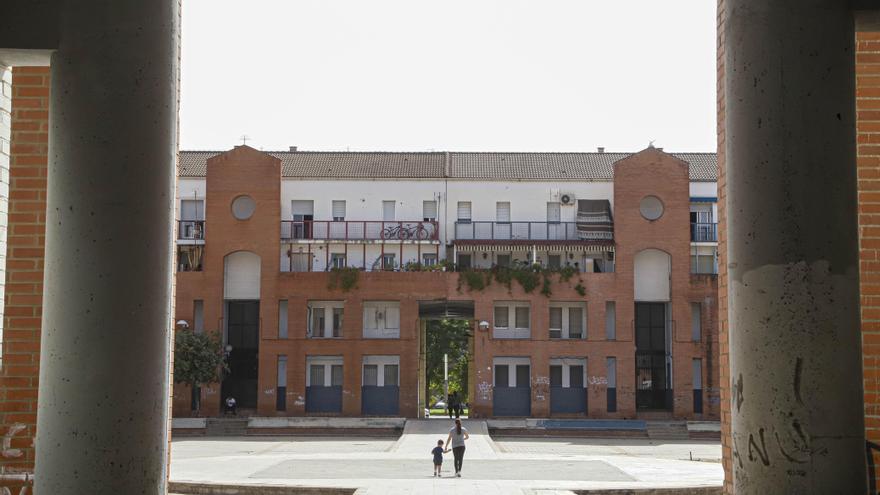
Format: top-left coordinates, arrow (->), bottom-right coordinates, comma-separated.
0,66 -> 49,491
858,26 -> 880,493
715,0 -> 732,493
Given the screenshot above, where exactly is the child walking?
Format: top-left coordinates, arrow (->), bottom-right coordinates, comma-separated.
431,439 -> 446,477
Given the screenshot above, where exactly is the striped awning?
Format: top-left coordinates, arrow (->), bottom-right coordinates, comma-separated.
454,243 -> 613,253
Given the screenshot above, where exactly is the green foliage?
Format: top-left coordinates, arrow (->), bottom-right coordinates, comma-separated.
426,319 -> 471,404
574,281 -> 587,297
458,270 -> 490,292
508,266 -> 541,293
558,265 -> 578,282
540,273 -> 553,297
174,329 -> 228,413
328,267 -> 359,291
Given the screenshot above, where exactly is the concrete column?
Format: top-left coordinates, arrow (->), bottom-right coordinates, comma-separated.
725,1 -> 865,493
0,63 -> 10,362
34,2 -> 179,494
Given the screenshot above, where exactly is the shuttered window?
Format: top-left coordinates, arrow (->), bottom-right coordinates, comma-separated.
363,365 -> 379,386
515,306 -> 530,329
309,365 -> 325,387
332,200 -> 346,221
383,201 -> 396,221
569,307 -> 584,338
496,202 -> 511,222
181,199 -> 204,220
331,365 -> 344,386
546,202 -> 561,223
494,306 -> 509,328
384,365 -> 399,386
457,201 -> 472,222
423,200 -> 437,221
549,307 -> 563,330
550,365 -> 563,387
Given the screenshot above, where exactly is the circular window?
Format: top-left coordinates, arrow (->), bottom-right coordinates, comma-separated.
639,196 -> 664,221
231,195 -> 256,220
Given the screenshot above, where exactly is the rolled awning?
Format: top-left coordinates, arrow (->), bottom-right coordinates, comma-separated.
576,199 -> 613,240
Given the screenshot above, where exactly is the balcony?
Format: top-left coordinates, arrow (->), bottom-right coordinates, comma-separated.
280,220 -> 439,242
691,222 -> 717,242
454,221 -> 613,241
178,220 -> 205,241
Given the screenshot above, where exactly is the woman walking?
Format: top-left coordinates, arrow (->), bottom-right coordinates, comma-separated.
444,418 -> 469,477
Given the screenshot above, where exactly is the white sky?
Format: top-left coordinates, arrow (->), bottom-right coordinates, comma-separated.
180,0 -> 716,153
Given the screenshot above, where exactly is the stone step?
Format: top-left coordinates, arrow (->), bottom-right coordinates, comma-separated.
205,418 -> 249,436
645,421 -> 690,440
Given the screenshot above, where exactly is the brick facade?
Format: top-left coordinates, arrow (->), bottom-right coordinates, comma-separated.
172,146 -> 720,421
859,25 -> 880,494
0,66 -> 49,492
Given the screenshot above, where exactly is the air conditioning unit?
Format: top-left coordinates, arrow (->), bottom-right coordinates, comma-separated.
560,193 -> 576,206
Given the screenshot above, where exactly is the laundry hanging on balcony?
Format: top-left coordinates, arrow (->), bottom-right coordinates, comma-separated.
576,200 -> 613,240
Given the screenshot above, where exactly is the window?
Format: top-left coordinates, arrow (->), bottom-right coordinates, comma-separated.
548,254 -> 561,269
193,300 -> 204,334
605,301 -> 616,340
548,302 -> 586,339
457,201 -> 472,223
307,357 -> 343,386
494,306 -> 509,328
691,246 -> 718,274
291,200 -> 315,239
423,200 -> 438,222
331,253 -> 347,269
383,200 -> 396,221
458,254 -> 472,269
363,302 -> 401,338
549,365 -> 563,387
332,307 -> 344,338
422,253 -> 438,266
691,302 -> 702,342
547,202 -> 561,223
291,253 -> 310,272
277,355 -> 287,411
181,199 -> 204,220
515,307 -> 530,329
494,365 -> 509,387
568,307 -> 584,339
384,365 -> 399,386
332,200 -> 346,221
331,365 -> 344,386
278,300 -> 288,339
308,301 -> 344,338
496,201 -> 511,223
515,365 -> 530,388
549,307 -> 563,339
363,365 -> 378,386
309,365 -> 324,387
382,253 -> 396,271
569,365 -> 584,388
496,254 -> 511,267
494,303 -> 530,338
606,357 -> 617,412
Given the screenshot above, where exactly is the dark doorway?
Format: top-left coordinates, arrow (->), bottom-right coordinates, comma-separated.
425,319 -> 472,418
635,302 -> 671,410
222,300 -> 260,409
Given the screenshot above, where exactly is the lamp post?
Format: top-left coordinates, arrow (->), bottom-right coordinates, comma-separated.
444,353 -> 449,407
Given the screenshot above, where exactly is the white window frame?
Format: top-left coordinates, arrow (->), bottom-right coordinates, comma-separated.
493,357 -> 531,387
496,201 -> 511,223
548,301 -> 587,339
180,198 -> 205,221
493,302 -> 530,339
382,200 -> 396,221
307,301 -> 345,338
457,201 -> 472,222
306,356 -> 344,387
331,253 -> 347,269
549,357 -> 587,388
332,200 -> 346,221
362,355 -> 400,387
423,200 -> 438,222
546,202 -> 561,223
422,253 -> 437,266
363,301 -> 401,339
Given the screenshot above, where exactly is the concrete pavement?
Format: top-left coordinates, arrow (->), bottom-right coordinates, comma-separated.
170,419 -> 723,494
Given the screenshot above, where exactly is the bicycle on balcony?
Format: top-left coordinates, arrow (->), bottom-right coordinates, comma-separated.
381,223 -> 431,240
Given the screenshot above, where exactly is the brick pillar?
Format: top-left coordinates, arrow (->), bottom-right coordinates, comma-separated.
0,66 -> 49,493
715,0 -> 732,492
858,14 -> 880,493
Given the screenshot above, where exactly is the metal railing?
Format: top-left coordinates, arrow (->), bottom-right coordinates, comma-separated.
690,222 -> 717,242
454,221 -> 612,241
280,220 -> 439,241
178,220 -> 205,240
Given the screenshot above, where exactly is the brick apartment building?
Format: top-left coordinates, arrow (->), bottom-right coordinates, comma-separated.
171,145 -> 720,420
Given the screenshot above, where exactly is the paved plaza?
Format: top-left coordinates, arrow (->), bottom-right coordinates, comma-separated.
170,420 -> 723,494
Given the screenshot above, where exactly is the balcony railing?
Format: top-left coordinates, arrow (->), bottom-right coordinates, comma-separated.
178,220 -> 205,240
280,220 -> 439,241
690,223 -> 718,242
454,221 -> 612,241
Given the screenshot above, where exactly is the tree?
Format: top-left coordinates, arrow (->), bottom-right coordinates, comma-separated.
174,329 -> 228,416
426,319 -> 471,406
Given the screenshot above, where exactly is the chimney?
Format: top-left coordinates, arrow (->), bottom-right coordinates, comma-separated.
289,146 -> 298,152
597,147 -> 605,153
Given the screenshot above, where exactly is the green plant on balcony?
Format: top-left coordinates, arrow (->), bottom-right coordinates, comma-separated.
328,266 -> 359,291
458,269 -> 491,292
574,281 -> 587,297
540,272 -> 553,297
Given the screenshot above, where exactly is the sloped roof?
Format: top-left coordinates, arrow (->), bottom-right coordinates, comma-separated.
178,150 -> 717,181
